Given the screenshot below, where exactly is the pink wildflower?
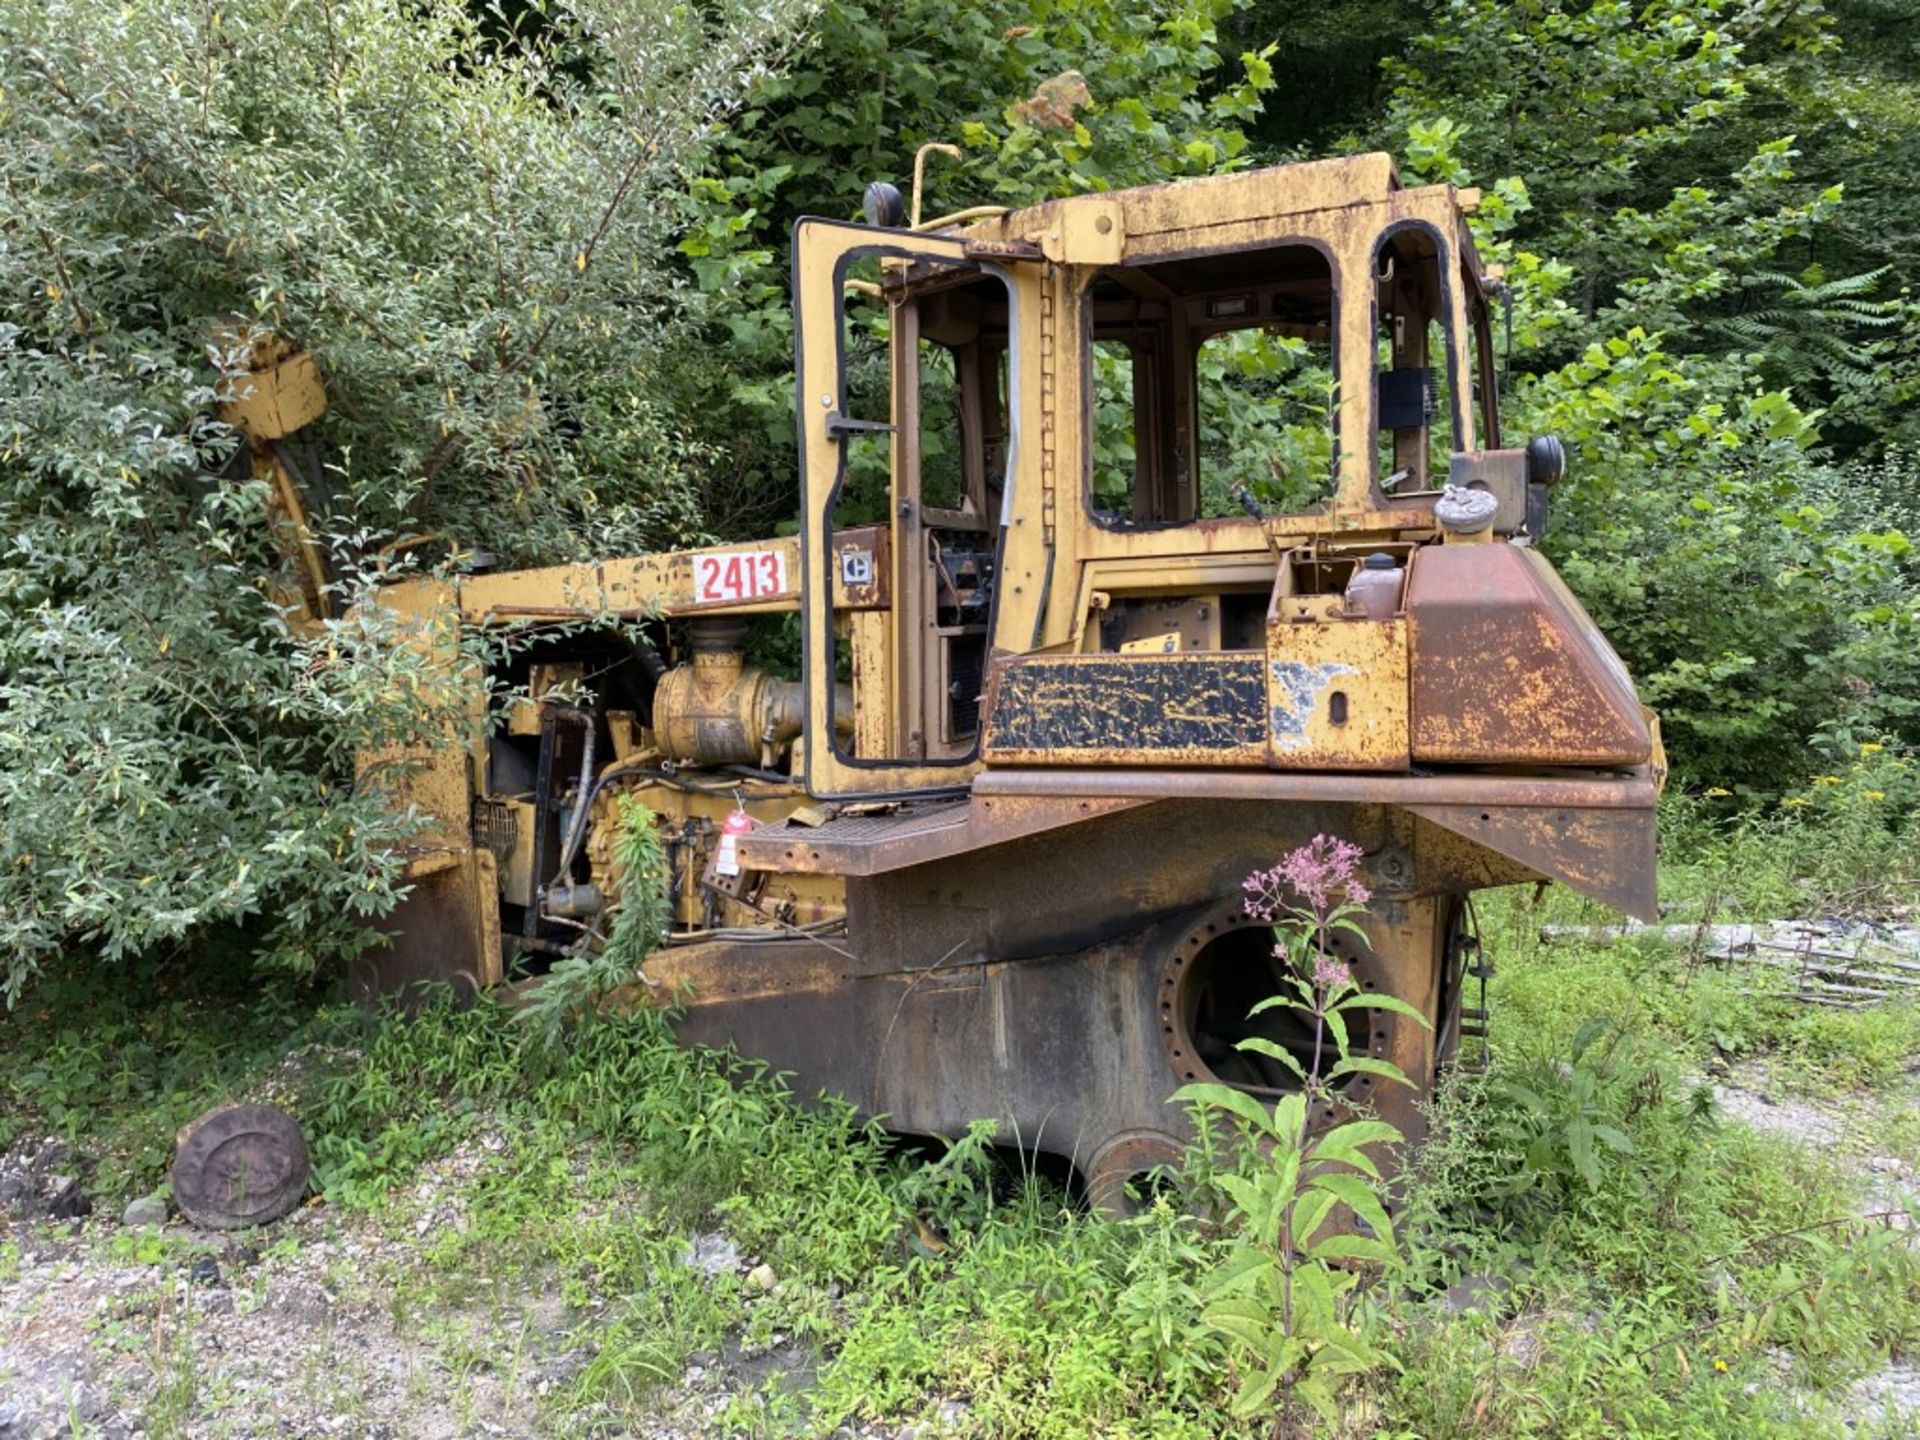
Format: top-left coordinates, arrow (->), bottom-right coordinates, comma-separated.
1243,833 -> 1370,920
1312,952 -> 1354,993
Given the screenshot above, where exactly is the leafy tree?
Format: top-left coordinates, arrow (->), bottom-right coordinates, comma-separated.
1383,1 -> 1920,440
1380,5 -> 1920,788
663,0 -> 1277,533
1225,0 -> 1421,157
0,0 -> 810,1000
9,0 -> 1920,1003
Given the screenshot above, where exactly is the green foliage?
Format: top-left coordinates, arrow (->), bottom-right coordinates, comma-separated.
1171,839 -> 1423,1428
1384,1285 -> 1883,1439
1092,326 -> 1343,518
514,795 -> 669,1054
1708,265 -> 1906,395
1660,743 -> 1920,920
1176,1086 -> 1406,1424
698,0 -> 1272,247
1385,878 -> 1920,1438
5,802 -> 1918,1436
1385,1 -> 1833,333
893,1119 -> 1004,1242
1193,331 -> 1339,516
1379,3 -> 1920,789
1112,1195 -> 1214,1402
665,0 -> 1277,522
0,0 -> 810,999
0,947 -> 311,1193
1546,435 -> 1918,787
1492,1021 -> 1642,1194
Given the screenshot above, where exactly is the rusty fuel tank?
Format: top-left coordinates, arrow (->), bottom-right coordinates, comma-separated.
1407,543 -> 1650,769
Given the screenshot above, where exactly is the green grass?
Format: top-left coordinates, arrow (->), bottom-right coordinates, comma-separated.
1384,980 -> 1917,1438
0,942 -> 319,1199
2,794 -> 1916,1437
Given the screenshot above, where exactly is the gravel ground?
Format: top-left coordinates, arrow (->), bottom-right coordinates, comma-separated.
1709,1058 -> 1919,1221
1710,1060 -> 1920,1433
1711,1069 -> 1848,1150
1,1139 -> 571,1439
0,1134 -> 935,1440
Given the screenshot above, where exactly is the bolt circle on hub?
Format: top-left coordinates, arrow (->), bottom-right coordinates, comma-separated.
1159,897 -> 1392,1099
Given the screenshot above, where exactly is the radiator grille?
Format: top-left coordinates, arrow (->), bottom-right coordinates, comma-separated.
472,798 -> 519,861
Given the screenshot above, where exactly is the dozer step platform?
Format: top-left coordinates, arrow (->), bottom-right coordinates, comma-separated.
737,794 -> 1143,876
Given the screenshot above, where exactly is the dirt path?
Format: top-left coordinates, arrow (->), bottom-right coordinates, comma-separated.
1709,1061 -> 1920,1432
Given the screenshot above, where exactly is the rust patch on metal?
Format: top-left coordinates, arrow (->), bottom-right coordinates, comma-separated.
348,854 -> 495,1004
170,1104 -> 311,1231
968,769 -> 1657,917
831,524 -> 890,609
1407,544 -> 1649,766
1157,898 -> 1390,1090
1261,556 -> 1412,768
1085,1129 -> 1184,1213
1409,802 -> 1658,921
972,765 -> 1658,810
738,793 -> 1144,876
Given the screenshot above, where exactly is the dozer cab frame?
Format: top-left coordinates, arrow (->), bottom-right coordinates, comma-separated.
231,153 -> 1663,1205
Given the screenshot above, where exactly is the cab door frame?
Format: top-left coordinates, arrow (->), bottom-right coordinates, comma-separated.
792,217 -> 1021,800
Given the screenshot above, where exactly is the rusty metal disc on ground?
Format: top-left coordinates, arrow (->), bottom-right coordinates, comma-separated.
169,1103 -> 310,1230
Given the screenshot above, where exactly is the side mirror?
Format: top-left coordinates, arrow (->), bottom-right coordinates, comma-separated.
1526,434 -> 1567,485
863,181 -> 906,229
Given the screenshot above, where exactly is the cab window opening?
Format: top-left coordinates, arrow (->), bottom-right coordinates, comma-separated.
830,262 -> 1012,527
1084,243 -> 1338,526
830,255 -> 895,529
917,339 -> 965,511
1373,223 -> 1463,494
1195,326 -> 1338,519
822,250 -> 1010,766
1089,337 -> 1143,509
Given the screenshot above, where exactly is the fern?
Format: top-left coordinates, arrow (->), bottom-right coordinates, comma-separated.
1708,265 -> 1901,395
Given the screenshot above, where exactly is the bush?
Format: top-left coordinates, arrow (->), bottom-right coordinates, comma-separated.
0,0 -> 810,1000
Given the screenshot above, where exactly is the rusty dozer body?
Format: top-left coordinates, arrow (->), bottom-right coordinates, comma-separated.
234,153 -> 1662,1204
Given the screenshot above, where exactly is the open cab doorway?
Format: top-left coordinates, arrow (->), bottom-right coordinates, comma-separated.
792,220 -> 1025,800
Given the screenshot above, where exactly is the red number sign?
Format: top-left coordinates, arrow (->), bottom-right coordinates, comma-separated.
692,549 -> 789,604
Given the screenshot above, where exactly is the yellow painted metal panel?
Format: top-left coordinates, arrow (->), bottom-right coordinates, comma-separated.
219,351 -> 326,440
457,537 -> 802,623
792,218 -> 988,797
1265,617 -> 1410,771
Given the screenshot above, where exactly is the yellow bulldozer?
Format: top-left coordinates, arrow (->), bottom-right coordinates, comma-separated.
221,152 -> 1662,1208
